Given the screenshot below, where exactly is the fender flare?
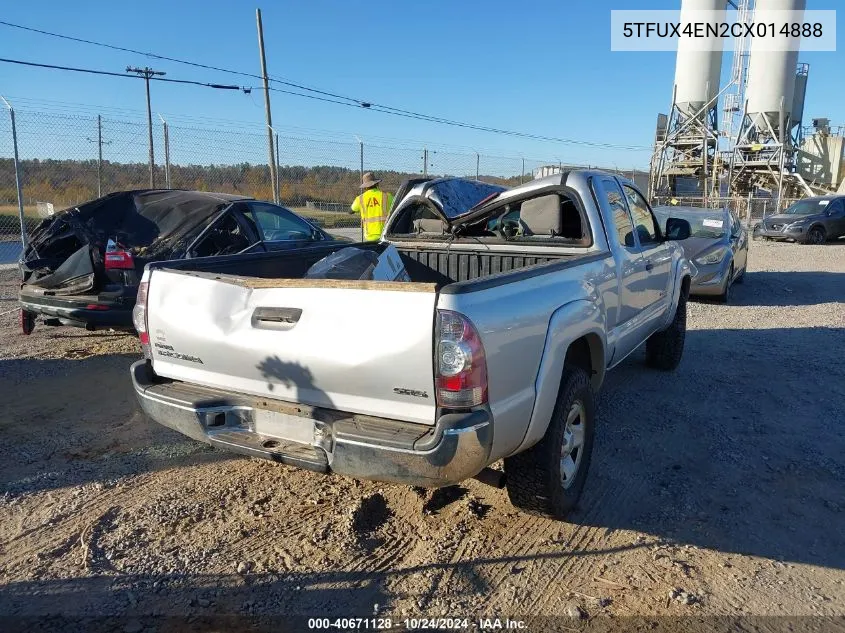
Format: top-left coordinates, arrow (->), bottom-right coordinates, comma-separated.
662,254 -> 692,329
511,299 -> 607,455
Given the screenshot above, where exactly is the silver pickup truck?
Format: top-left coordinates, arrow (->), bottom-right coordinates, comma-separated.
130,170 -> 692,518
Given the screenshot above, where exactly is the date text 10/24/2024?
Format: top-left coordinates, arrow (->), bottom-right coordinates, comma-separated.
307,618 -> 527,630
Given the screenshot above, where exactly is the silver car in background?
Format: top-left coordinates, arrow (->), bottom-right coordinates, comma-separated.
654,206 -> 748,303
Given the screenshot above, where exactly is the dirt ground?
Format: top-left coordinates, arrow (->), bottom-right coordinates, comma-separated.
1,241 -> 844,632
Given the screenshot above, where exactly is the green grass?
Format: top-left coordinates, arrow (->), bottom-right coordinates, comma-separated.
0,209 -> 41,236
0,205 -> 42,218
291,207 -> 360,228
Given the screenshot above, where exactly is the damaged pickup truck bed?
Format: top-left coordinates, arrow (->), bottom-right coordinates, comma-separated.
131,171 -> 693,518
18,190 -> 346,333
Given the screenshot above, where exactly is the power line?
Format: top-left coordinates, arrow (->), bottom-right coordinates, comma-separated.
0,20 -> 266,82
0,58 -> 242,91
0,20 -> 650,151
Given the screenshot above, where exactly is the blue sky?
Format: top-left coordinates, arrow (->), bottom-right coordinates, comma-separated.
0,0 -> 842,169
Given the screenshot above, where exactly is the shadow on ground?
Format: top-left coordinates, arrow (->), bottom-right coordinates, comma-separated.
571,325 -> 845,571
0,353 -> 235,497
690,271 -> 845,306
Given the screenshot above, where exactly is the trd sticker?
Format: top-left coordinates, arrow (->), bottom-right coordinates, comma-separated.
155,343 -> 204,364
393,387 -> 430,399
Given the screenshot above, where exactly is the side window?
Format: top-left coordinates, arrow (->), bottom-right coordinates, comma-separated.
191,212 -> 254,258
601,178 -> 636,249
623,185 -> 659,245
247,202 -> 316,241
829,199 -> 845,214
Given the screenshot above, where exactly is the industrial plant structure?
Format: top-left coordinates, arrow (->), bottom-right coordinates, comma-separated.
650,0 -> 844,209
650,0 -> 726,200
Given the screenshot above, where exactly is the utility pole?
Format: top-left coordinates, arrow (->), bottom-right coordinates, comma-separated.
1,96 -> 27,251
256,8 -> 279,204
275,132 -> 280,201
127,66 -> 165,187
86,115 -> 112,197
158,114 -> 171,188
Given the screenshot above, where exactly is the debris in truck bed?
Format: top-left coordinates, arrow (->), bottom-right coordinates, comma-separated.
304,247 -> 380,280
305,244 -> 410,282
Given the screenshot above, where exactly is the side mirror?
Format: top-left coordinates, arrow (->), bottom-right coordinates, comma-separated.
665,217 -> 691,240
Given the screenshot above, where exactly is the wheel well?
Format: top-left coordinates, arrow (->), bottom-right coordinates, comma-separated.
564,334 -> 603,390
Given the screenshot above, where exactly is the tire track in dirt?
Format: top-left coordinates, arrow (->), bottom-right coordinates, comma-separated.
0,476 -> 153,573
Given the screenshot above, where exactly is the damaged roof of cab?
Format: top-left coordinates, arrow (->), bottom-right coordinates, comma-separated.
28,189 -> 254,258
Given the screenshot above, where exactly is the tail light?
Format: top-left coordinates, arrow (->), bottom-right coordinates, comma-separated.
105,250 -> 135,270
133,280 -> 151,358
435,310 -> 488,408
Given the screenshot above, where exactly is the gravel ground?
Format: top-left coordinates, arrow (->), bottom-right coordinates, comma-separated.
1,242 -> 844,631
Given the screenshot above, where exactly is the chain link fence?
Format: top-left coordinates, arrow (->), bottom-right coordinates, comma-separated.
652,196 -> 802,229
0,108 -> 581,249
1,106 -> 675,290
2,105 -> 820,273
3,106 -> 643,269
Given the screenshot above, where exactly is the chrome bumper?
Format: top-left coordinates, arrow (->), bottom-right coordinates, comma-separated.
130,361 -> 492,487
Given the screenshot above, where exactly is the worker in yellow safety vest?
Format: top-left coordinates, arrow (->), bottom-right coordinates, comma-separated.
351,172 -> 394,241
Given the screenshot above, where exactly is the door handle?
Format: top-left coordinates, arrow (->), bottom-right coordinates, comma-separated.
251,307 -> 302,330
644,261 -> 654,272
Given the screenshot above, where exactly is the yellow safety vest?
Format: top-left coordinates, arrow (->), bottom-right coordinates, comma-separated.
352,189 -> 393,241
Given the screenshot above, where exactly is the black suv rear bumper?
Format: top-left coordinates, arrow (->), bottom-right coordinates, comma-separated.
19,289 -> 135,329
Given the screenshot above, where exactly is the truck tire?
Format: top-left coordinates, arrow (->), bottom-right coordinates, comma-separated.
645,293 -> 686,371
504,366 -> 595,519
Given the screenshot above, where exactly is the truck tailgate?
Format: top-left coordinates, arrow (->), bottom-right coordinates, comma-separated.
145,270 -> 439,425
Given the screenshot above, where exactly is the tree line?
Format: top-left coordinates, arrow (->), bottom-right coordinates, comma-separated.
0,158 -> 528,210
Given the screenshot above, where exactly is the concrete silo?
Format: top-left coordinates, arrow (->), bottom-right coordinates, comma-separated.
650,0 -> 727,201
728,0 -> 813,203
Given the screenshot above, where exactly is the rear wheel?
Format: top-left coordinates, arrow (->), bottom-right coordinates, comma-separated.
504,366 -> 595,519
804,226 -> 826,245
20,309 -> 36,335
645,292 -> 687,370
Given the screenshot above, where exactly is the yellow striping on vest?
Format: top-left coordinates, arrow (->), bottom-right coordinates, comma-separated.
352,188 -> 393,241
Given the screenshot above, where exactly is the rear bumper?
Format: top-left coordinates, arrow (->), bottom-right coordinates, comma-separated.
130,361 -> 493,487
19,291 -> 134,329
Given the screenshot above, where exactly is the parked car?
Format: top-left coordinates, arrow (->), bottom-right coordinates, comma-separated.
653,206 -> 748,303
754,195 -> 845,244
18,190 -> 349,333
130,171 -> 693,519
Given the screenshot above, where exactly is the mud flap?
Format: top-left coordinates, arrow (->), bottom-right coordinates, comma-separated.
20,309 -> 36,335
